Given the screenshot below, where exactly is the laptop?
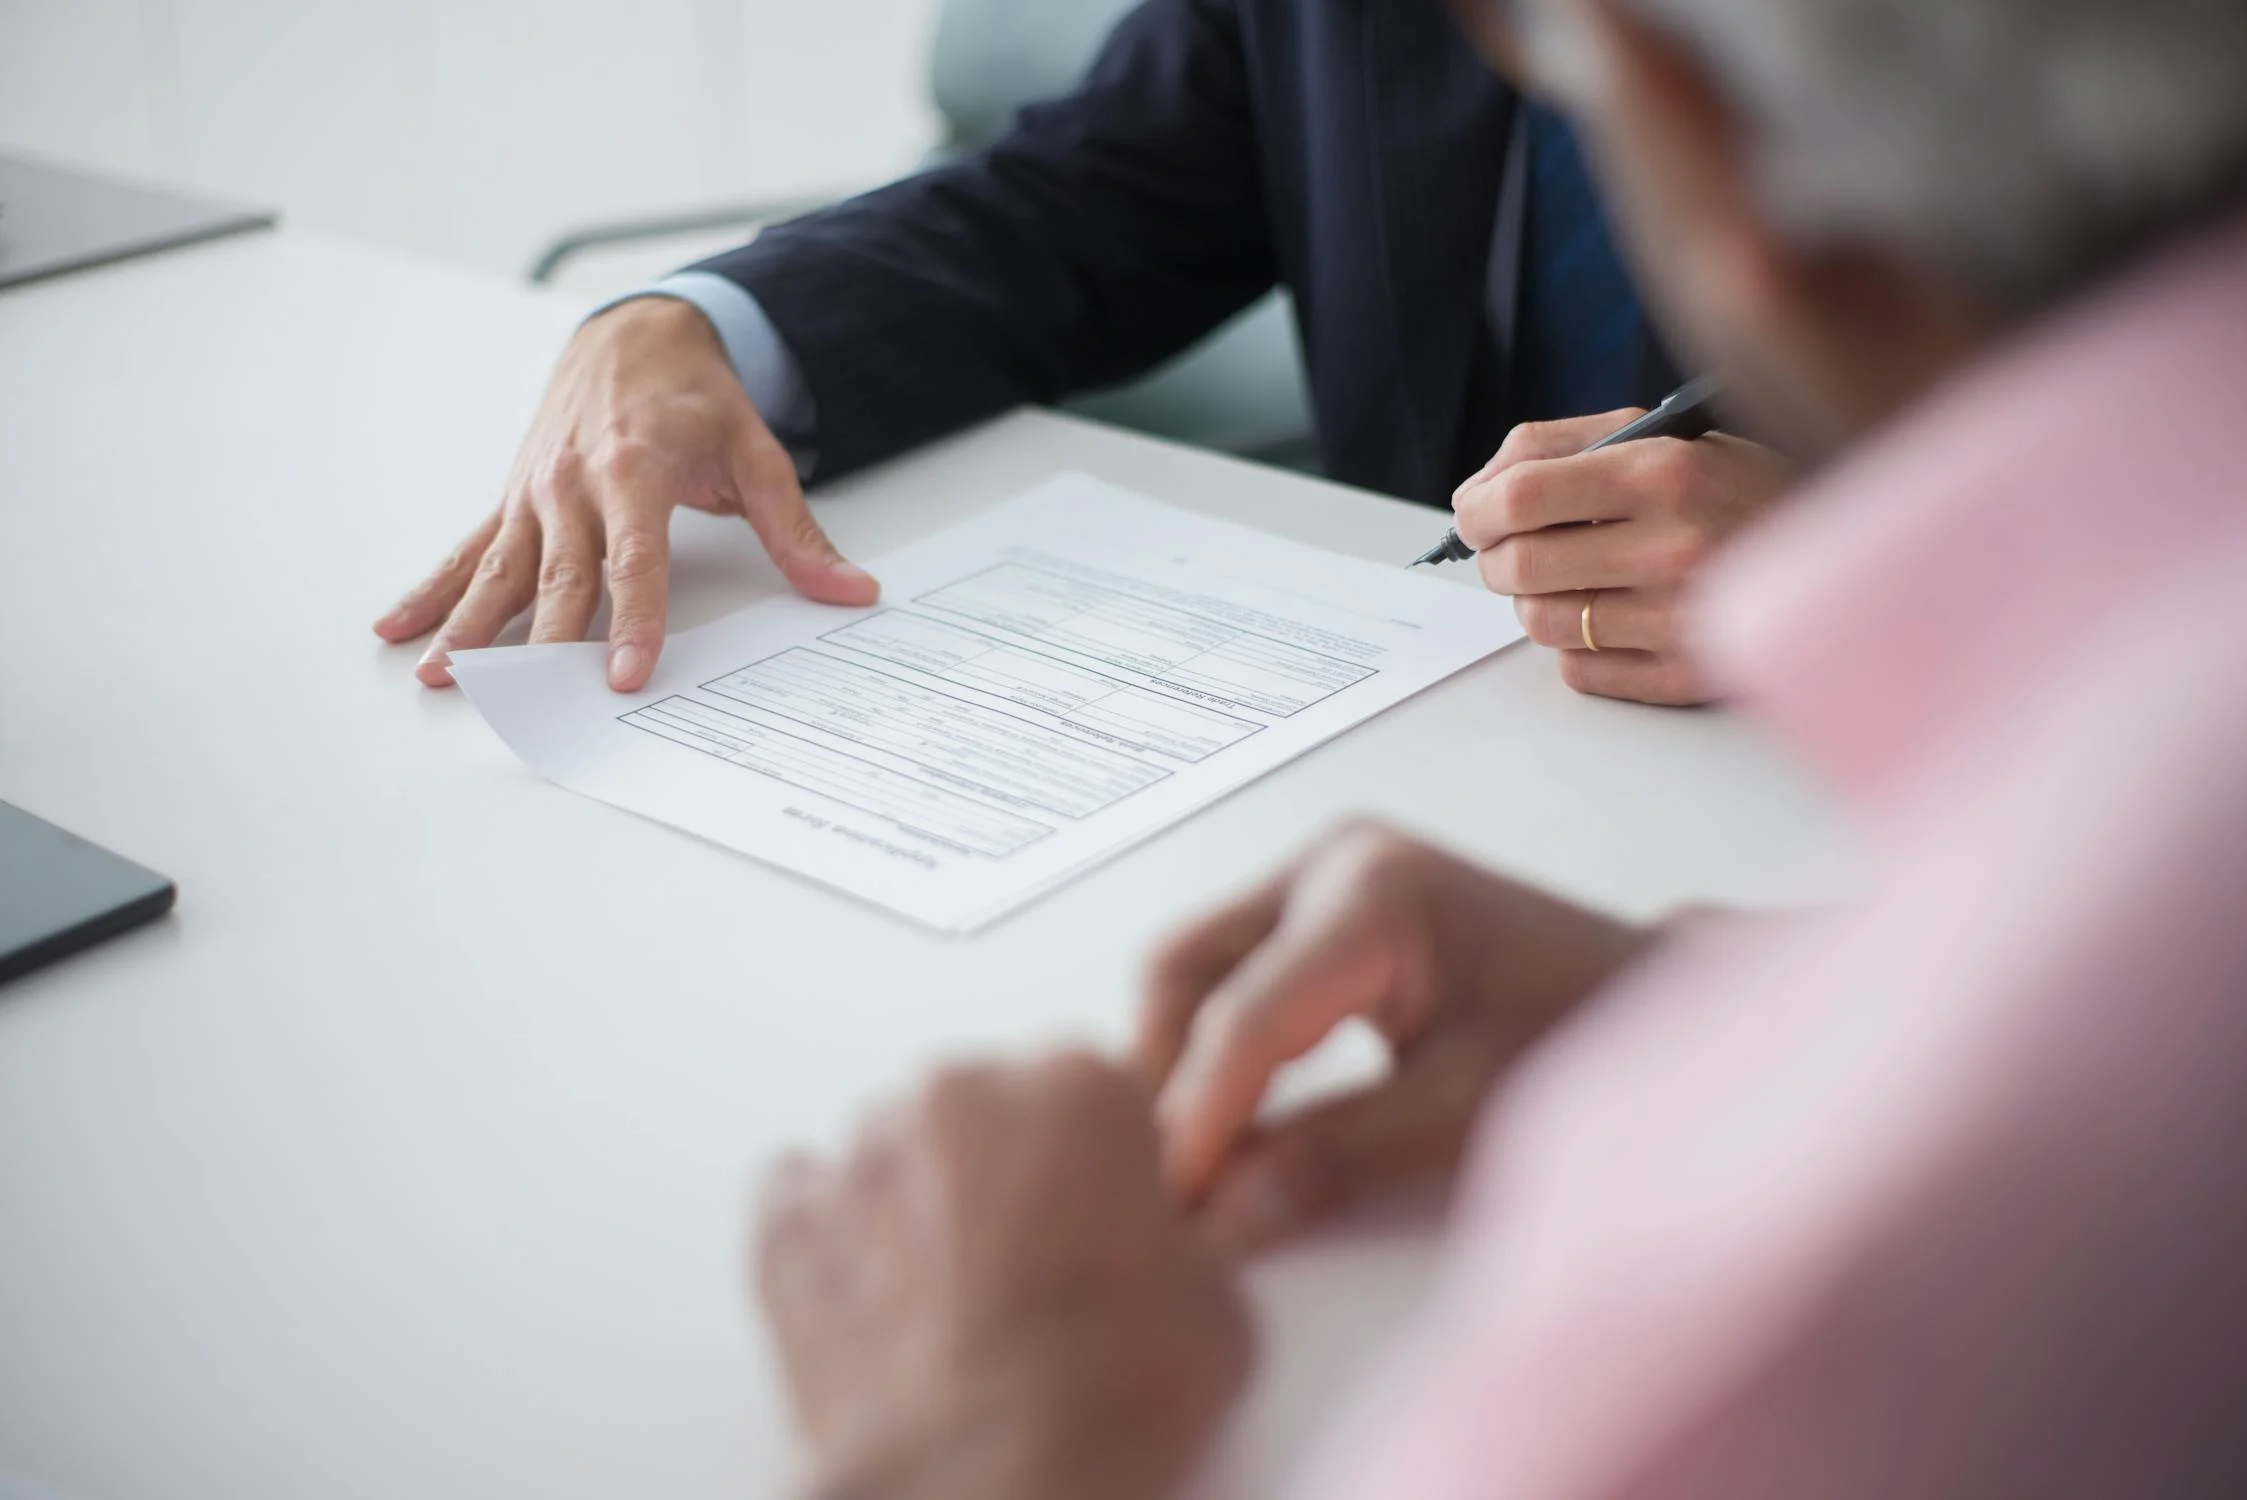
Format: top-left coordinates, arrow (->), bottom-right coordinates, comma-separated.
0,152 -> 274,291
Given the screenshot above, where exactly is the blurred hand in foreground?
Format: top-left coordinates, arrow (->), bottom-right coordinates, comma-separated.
757,1053 -> 1253,1500
1141,823 -> 1653,1251
374,297 -> 878,692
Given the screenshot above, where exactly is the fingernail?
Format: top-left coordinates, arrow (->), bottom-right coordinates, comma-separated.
416,641 -> 455,686
609,644 -> 647,689
374,607 -> 407,635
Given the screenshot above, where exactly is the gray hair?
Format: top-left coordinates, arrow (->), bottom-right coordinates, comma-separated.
1562,0 -> 2247,310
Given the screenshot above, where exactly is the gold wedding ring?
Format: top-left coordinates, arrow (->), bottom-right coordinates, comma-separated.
1581,591 -> 1603,653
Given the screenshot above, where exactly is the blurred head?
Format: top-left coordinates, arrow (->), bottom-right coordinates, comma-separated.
1461,0 -> 2247,459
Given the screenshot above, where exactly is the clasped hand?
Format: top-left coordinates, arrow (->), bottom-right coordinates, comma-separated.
756,825 -> 1652,1500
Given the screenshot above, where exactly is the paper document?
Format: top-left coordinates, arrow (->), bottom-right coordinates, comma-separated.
450,474 -> 1522,931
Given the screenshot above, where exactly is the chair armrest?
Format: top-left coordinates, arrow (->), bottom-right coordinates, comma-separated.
525,190 -> 857,283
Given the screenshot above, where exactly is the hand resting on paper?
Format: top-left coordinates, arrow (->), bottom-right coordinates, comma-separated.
1138,822 -> 1655,1252
373,297 -> 879,694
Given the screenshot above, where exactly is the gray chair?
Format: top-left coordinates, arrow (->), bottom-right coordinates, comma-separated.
530,0 -> 1316,472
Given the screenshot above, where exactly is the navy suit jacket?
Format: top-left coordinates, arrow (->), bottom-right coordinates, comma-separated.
697,0 -> 1672,505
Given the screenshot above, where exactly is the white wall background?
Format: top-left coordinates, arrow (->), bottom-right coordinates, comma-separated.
0,0 -> 944,291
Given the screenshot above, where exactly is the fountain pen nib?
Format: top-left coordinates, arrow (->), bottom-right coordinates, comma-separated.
1409,534 -> 1465,569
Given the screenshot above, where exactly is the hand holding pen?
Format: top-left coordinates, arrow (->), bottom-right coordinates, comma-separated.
1411,377 -> 1795,706
1410,376 -> 1725,566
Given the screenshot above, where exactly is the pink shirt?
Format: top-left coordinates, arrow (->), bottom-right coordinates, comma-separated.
1312,217 -> 2247,1499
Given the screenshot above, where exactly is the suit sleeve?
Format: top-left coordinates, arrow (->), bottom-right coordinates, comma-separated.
688,0 -> 1275,482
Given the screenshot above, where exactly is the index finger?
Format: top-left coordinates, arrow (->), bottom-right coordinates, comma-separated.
1455,408 -> 1647,496
603,511 -> 672,692
1138,879 -> 1289,1085
1154,895 -> 1404,1201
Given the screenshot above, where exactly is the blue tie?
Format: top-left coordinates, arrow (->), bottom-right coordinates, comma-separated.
1511,103 -> 1646,423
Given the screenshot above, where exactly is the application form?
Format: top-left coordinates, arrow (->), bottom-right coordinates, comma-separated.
448,474 -> 1523,931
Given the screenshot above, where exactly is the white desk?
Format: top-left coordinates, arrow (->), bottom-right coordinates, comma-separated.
0,232 -> 1851,1500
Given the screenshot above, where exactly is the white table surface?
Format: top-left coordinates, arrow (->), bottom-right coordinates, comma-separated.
0,231 -> 1853,1500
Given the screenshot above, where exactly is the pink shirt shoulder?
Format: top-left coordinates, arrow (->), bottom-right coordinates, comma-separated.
1308,219 -> 2247,1500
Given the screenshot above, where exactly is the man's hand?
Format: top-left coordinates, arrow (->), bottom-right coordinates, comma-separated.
757,1054 -> 1253,1500
1140,823 -> 1651,1252
1453,412 -> 1792,706
373,297 -> 878,692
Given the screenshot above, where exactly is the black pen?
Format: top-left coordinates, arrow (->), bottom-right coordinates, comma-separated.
1408,374 -> 1725,567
